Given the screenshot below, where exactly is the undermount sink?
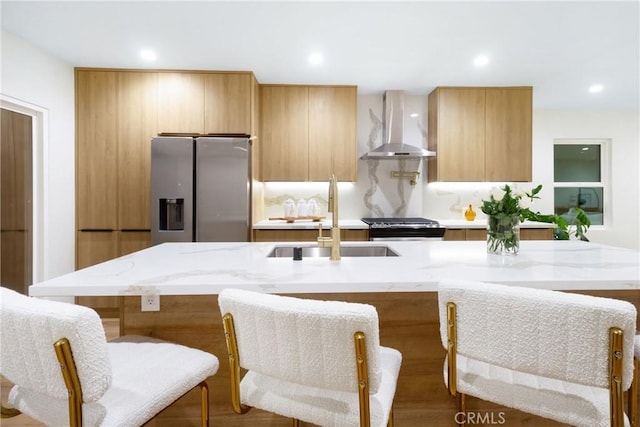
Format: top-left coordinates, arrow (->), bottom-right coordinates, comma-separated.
266,245 -> 399,258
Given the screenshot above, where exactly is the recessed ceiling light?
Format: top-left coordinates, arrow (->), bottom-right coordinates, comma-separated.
410,113 -> 419,118
473,55 -> 490,67
308,52 -> 324,65
589,84 -> 604,93
140,49 -> 157,61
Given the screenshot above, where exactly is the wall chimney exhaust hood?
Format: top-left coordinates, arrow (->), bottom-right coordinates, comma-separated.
361,90 -> 436,160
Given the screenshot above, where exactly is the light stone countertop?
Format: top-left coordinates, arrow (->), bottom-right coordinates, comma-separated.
252,219 -> 555,230
437,219 -> 556,229
29,240 -> 639,297
253,219 -> 368,229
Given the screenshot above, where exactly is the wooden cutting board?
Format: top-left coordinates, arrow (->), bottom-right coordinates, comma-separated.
268,216 -> 325,223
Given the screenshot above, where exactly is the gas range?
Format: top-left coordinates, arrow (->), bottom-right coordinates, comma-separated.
360,217 -> 446,240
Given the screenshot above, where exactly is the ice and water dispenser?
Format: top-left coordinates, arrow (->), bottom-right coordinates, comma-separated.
159,198 -> 184,231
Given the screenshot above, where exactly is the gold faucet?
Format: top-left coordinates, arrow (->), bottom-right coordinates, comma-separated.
317,174 -> 341,260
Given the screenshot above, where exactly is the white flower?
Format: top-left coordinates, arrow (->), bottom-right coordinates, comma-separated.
489,187 -> 504,201
519,197 -> 533,209
513,190 -> 527,199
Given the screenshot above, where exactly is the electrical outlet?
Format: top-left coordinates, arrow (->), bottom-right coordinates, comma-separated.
141,294 -> 160,312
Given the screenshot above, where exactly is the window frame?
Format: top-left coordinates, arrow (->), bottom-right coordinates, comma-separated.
553,138 -> 610,228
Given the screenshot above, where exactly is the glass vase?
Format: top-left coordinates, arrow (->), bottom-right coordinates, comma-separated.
487,215 -> 520,256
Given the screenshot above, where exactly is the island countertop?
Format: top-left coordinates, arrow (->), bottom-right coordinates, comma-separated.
29,240 -> 640,297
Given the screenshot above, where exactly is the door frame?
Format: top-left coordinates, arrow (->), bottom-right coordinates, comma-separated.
1,94 -> 48,284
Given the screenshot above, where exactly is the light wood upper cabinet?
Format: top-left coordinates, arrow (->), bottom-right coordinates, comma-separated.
260,85 -> 309,181
308,87 -> 357,181
157,72 -> 205,134
117,72 -> 158,230
260,85 -> 357,182
427,86 -> 532,182
76,70 -> 118,229
484,88 -> 532,181
204,73 -> 253,134
428,88 -> 485,182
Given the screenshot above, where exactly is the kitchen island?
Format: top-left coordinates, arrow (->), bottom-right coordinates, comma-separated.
29,241 -> 640,426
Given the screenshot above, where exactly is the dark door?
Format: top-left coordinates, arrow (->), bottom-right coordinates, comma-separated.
1,108 -> 32,294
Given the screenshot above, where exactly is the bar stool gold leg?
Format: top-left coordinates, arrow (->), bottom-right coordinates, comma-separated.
457,393 -> 466,426
630,358 -> 638,427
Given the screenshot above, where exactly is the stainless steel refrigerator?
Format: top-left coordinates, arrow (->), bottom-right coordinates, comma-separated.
151,135 -> 251,244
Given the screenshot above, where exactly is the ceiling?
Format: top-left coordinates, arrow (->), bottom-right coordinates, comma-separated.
2,1 -> 638,109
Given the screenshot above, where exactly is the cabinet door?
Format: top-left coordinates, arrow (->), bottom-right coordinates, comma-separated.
76,231 -> 118,269
308,86 -> 357,181
443,229 -> 466,241
75,231 -> 119,316
485,88 -> 532,182
465,228 -> 487,241
204,73 -> 252,134
117,72 -> 158,230
520,228 -> 553,240
253,229 -> 317,242
260,86 -> 309,181
341,229 -> 368,241
119,230 -> 151,254
76,70 -> 118,229
157,72 -> 205,134
431,88 -> 485,181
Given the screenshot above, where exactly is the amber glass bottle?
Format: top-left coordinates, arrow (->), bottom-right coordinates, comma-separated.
464,204 -> 476,221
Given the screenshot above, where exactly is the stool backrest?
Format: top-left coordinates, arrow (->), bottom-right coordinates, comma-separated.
0,288 -> 112,402
438,280 -> 637,389
218,289 -> 382,393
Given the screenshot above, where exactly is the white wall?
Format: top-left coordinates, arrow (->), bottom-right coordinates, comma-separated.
1,30 -> 75,280
422,109 -> 640,249
533,110 -> 639,249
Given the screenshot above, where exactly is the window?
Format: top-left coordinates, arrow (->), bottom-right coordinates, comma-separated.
553,139 -> 608,226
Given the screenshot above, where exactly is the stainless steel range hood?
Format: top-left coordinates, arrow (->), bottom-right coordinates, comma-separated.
361,90 -> 436,160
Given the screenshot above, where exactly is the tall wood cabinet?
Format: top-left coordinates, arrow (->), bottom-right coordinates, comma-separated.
117,71 -> 158,229
427,86 -> 532,182
205,73 -> 254,133
76,70 -> 118,229
260,85 -> 357,182
76,70 -> 156,315
75,68 -> 258,315
157,72 -> 205,134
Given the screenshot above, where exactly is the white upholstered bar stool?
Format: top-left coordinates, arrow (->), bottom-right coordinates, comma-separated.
218,288 -> 402,427
0,288 -> 219,427
632,335 -> 640,427
438,280 -> 637,427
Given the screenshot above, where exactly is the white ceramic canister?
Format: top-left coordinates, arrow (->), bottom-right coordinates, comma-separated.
284,199 -> 296,218
296,199 -> 308,217
307,199 -> 319,217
